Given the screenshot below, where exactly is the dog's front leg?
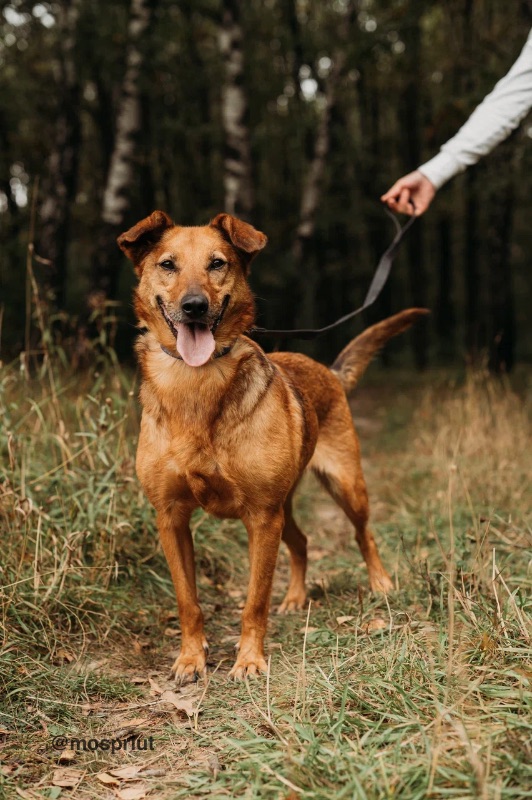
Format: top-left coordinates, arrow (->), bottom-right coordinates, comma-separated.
156,505 -> 207,684
229,507 -> 284,680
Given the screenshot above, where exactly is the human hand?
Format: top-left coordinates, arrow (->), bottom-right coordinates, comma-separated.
380,170 -> 436,216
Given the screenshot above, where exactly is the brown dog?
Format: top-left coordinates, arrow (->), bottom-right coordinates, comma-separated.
118,211 -> 427,682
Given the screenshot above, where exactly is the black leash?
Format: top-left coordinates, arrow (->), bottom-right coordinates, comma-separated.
249,207 -> 417,341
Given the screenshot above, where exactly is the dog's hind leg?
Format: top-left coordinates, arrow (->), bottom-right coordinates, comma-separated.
318,469 -> 393,593
278,493 -> 308,613
310,402 -> 393,593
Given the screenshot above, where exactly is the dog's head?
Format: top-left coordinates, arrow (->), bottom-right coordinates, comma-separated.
118,212 -> 267,366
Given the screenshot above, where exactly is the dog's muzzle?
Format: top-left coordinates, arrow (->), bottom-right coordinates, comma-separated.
155,294 -> 231,367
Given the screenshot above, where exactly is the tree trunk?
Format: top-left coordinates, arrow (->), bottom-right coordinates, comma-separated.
90,0 -> 155,302
292,3 -> 351,337
38,0 -> 82,310
219,0 -> 254,220
293,78 -> 339,330
356,65 -> 396,365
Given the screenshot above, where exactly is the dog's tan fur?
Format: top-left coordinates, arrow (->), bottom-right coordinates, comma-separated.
118,211 -> 428,682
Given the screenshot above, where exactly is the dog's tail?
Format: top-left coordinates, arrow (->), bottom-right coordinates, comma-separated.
331,308 -> 429,394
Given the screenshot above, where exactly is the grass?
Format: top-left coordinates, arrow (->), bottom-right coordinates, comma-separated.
0,356 -> 531,799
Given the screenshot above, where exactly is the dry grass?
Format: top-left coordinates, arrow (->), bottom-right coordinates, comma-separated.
1,359 -> 531,799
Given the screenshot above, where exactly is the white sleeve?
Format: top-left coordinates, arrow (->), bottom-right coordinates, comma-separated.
419,29 -> 532,189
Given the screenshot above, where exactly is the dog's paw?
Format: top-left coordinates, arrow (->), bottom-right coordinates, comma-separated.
277,590 -> 307,614
369,571 -> 394,594
170,642 -> 208,685
228,651 -> 268,681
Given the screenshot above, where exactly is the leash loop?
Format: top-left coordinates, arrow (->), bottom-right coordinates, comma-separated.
250,206 -> 416,341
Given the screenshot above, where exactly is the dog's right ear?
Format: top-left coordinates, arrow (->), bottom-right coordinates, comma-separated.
117,211 -> 174,272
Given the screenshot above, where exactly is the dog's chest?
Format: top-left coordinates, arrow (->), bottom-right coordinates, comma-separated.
137,356 -> 301,516
141,419 -> 255,516
185,465 -> 245,517
161,440 -> 248,517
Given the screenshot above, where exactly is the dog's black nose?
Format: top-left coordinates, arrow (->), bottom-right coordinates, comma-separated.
181,294 -> 209,319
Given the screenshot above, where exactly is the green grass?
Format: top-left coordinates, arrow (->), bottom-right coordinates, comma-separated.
1,358 -> 531,799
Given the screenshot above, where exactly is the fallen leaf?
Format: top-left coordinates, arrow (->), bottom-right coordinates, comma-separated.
96,772 -> 119,786
172,682 -> 197,699
108,766 -> 142,780
148,677 -> 163,695
479,632 -> 497,653
58,748 -> 76,763
15,789 -> 38,799
364,618 -> 387,634
160,690 -> 196,716
299,626 -> 319,634
163,627 -> 180,637
115,782 -> 148,800
138,768 -> 166,778
130,676 -> 147,685
52,767 -> 83,788
54,648 -> 75,664
132,639 -> 150,655
336,616 -> 356,625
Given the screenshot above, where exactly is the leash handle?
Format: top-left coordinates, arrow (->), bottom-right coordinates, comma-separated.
250,206 -> 416,341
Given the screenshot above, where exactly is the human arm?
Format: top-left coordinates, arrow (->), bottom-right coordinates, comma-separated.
381,28 -> 532,214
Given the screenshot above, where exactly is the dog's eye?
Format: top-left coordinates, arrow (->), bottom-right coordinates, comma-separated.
209,258 -> 226,271
159,260 -> 175,271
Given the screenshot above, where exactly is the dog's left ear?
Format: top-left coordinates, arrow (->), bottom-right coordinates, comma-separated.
117,210 -> 174,273
210,214 -> 267,270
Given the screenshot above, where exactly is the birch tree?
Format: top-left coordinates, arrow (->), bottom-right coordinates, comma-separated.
219,0 -> 254,220
292,2 -> 351,331
38,0 -> 82,309
91,0 -> 155,302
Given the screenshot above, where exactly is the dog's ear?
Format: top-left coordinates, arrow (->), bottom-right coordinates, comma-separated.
117,211 -> 174,272
210,213 -> 267,269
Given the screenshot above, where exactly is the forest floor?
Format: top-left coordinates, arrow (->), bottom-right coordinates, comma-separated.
1,359 -> 531,799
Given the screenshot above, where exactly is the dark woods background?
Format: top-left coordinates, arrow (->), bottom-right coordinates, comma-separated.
1,0 -> 531,370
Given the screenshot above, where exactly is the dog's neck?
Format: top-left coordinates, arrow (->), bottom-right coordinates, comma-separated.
137,330 -> 279,450
136,331 -> 255,418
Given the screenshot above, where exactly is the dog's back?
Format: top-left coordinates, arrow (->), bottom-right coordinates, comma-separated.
271,308 -> 428,415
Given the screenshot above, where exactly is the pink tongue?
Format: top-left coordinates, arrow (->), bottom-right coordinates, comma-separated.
176,323 -> 215,367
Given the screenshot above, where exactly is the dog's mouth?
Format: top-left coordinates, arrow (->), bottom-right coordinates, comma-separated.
175,321 -> 215,367
156,296 -> 228,367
